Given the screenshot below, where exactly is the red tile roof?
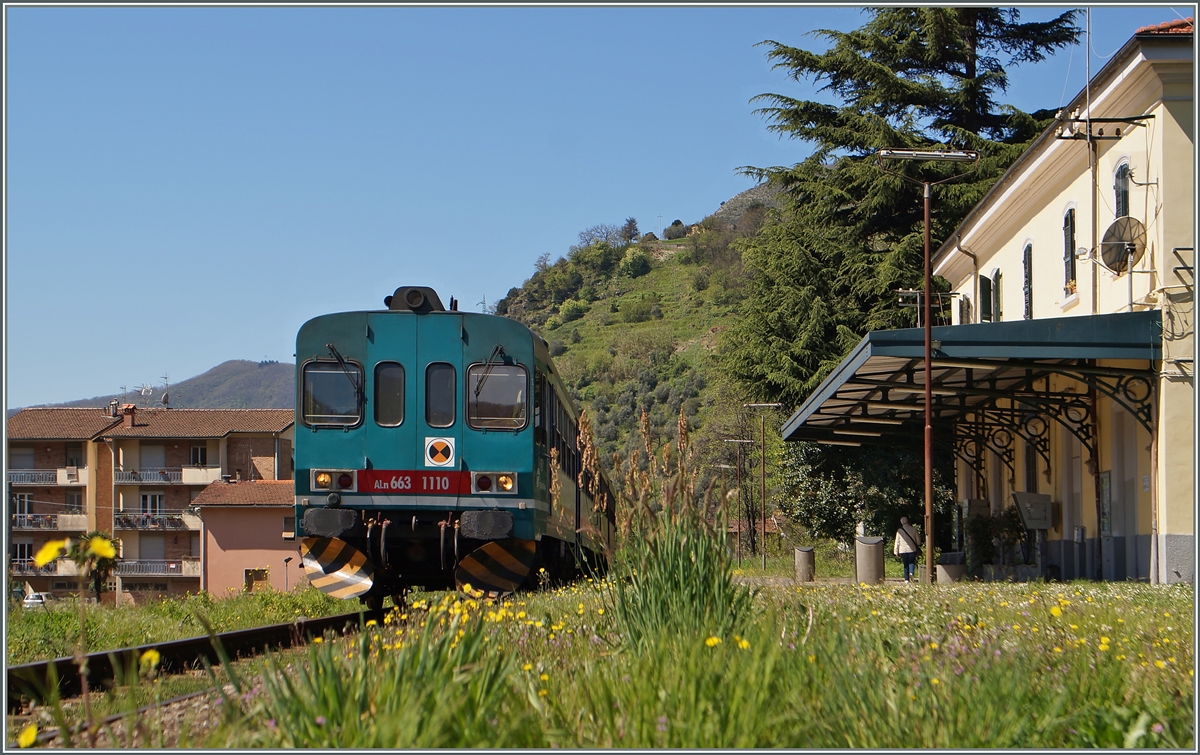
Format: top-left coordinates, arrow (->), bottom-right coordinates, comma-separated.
192,479 -> 294,506
1137,17 -> 1194,34
7,408 -> 122,440
100,408 -> 294,438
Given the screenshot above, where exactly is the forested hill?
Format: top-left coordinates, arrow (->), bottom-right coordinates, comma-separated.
494,183 -> 782,473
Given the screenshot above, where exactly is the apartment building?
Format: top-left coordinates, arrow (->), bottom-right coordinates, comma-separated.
8,404 -> 293,602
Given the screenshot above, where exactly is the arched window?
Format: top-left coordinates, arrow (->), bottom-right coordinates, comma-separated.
1063,208 -> 1077,296
1022,244 -> 1033,319
1114,163 -> 1131,218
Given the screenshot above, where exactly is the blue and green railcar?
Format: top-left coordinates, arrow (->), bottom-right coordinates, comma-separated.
295,285 -> 615,606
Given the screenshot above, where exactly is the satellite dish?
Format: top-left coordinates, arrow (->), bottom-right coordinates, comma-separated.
1100,217 -> 1146,273
160,392 -> 170,406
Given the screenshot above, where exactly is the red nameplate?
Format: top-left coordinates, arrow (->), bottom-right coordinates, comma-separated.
357,469 -> 471,495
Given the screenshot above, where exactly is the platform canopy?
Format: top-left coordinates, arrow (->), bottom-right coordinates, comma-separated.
781,311 -> 1162,467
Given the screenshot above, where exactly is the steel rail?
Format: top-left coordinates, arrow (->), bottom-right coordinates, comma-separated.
7,609 -> 377,713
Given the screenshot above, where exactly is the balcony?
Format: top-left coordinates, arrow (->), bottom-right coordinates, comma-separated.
6,467 -> 88,486
115,559 -> 201,577
10,559 -> 80,577
114,513 -> 198,531
11,513 -> 89,531
115,467 -> 182,484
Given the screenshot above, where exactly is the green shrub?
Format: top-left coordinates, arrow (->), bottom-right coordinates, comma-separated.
559,299 -> 589,322
621,298 -> 654,323
692,270 -> 710,291
618,248 -> 652,278
663,220 -> 687,240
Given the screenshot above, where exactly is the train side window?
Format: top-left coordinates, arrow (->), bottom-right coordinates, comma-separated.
533,371 -> 545,445
374,362 -> 405,427
425,363 -> 456,428
467,364 -> 527,430
302,361 -> 363,426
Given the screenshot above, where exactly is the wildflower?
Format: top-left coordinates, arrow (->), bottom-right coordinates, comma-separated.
523,663 -> 533,671
86,535 -> 116,559
538,689 -> 548,697
17,724 -> 37,748
657,715 -> 669,733
737,637 -> 750,650
597,608 -> 604,615
140,648 -> 162,674
34,539 -> 70,568
315,715 -> 326,726
366,619 -> 377,627
930,642 -> 938,650
705,636 -> 722,647
540,673 -> 549,681
1155,660 -> 1166,669
1152,723 -> 1164,735
313,637 -> 324,644
1050,606 -> 1062,617
1053,647 -> 1063,653
930,678 -> 940,685
266,719 -> 276,729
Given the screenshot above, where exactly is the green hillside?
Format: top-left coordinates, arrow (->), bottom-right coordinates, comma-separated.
495,185 -> 782,483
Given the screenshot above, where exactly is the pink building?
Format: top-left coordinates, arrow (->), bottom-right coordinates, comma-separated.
191,480 -> 305,595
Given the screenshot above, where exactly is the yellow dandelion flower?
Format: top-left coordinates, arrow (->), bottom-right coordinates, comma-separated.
1050,606 -> 1062,617
17,724 -> 37,748
140,648 -> 161,668
366,619 -> 377,627
1155,660 -> 1166,669
737,638 -> 750,650
538,689 -> 548,697
539,673 -> 549,681
34,539 -> 70,568
1053,647 -> 1063,653
930,678 -> 940,685
808,654 -> 816,663
705,636 -> 722,647
523,663 -> 533,671
86,535 -> 116,560
597,608 -> 605,615
313,637 -> 324,644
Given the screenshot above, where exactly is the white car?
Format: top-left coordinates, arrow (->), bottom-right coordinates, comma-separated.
22,592 -> 59,608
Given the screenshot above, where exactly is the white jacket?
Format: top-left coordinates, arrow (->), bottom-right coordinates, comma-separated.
894,524 -> 921,556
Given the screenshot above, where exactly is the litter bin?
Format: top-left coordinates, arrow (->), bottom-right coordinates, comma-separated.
854,536 -> 885,584
795,547 -> 815,582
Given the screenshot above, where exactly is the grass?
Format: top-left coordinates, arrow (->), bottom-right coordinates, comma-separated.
6,587 -> 346,665
189,579 -> 1192,749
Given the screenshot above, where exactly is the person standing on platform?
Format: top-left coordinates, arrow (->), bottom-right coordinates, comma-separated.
894,516 -> 921,582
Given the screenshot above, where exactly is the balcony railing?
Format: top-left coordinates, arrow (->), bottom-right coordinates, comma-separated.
7,470 -> 59,485
114,467 -> 183,484
115,559 -> 200,577
6,467 -> 89,486
114,513 -> 194,531
10,513 -> 88,531
11,559 -> 81,577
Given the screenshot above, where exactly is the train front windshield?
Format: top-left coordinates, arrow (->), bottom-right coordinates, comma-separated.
467,365 -> 527,430
303,362 -> 362,425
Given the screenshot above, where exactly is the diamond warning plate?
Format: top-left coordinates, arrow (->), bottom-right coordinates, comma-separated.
300,537 -> 374,600
454,538 -> 537,598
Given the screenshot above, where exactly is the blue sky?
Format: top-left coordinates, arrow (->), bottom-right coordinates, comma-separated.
4,4 -> 1190,408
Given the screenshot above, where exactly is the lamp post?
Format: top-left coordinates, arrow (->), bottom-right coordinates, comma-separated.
283,556 -> 293,592
745,403 -> 783,570
876,148 -> 979,584
723,438 -> 755,566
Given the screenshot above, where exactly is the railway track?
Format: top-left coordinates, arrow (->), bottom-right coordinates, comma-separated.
7,609 -> 378,715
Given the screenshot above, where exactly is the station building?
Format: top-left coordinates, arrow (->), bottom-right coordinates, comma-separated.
782,18 -> 1193,582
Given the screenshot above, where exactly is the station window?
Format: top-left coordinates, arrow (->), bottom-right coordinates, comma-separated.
1063,208 -> 1077,296
1114,163 -> 1130,218
467,364 -> 528,430
374,362 -> 405,427
425,363 -> 456,428
302,361 -> 363,426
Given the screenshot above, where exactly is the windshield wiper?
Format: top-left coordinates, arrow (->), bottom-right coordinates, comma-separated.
326,342 -> 364,406
474,344 -> 507,399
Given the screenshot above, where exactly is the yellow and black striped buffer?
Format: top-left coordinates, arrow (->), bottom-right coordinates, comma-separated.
301,537 -> 374,600
455,539 -> 537,598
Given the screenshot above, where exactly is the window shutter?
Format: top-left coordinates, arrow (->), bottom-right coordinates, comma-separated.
979,277 -> 993,321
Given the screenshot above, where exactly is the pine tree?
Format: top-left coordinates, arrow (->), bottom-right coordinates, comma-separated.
723,8 -> 1081,407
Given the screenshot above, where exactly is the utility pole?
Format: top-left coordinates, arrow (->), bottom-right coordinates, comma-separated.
723,438 -> 754,563
745,403 -> 782,570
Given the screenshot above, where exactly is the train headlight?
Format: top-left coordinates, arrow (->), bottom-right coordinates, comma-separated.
315,472 -> 332,489
497,474 -> 515,492
337,473 -> 354,489
475,474 -> 492,492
